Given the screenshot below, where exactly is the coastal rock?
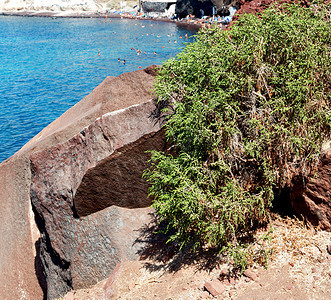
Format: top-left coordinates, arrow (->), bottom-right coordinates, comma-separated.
175,0 -> 235,19
30,100 -> 164,298
0,156 -> 44,300
290,148 -> 331,231
0,66 -> 163,299
141,1 -> 171,13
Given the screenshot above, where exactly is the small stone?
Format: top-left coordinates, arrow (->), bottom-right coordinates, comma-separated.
224,277 -> 236,285
229,291 -> 233,297
204,279 -> 225,297
327,244 -> 331,255
63,292 -> 74,300
288,261 -> 294,267
200,291 -> 210,299
243,269 -> 258,282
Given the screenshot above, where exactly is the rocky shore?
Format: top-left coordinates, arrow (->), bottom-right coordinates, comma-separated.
0,64 -> 329,300
0,1 -> 330,299
0,65 -> 165,299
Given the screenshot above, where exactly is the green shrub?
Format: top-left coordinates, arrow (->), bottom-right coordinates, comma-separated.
144,2 -> 330,269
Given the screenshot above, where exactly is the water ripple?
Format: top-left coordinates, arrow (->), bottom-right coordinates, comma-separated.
0,16 -> 196,162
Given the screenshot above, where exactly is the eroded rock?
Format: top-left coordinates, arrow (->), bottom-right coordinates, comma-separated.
30,100 -> 164,299
291,149 -> 331,231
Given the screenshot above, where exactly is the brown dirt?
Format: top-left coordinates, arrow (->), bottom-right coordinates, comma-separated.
62,214 -> 331,299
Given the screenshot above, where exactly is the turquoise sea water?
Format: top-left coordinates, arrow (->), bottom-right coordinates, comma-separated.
0,16 -> 196,162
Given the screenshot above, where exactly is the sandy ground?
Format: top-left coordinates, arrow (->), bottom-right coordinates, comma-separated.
62,214 -> 331,300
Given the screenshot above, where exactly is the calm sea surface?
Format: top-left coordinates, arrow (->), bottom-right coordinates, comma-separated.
0,16 -> 196,162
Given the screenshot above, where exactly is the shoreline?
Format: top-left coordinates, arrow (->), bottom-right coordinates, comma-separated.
0,10 -> 203,30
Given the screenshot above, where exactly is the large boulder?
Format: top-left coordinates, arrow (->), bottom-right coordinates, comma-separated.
30,100 -> 164,299
0,66 -> 164,299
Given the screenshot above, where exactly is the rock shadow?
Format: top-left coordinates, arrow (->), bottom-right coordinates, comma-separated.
272,186 -> 297,218
35,239 -> 47,300
133,214 -> 222,274
73,130 -> 167,217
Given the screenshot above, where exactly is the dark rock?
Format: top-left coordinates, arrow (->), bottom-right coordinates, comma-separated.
327,244 -> 331,255
176,0 -> 236,19
141,1 -> 175,13
290,149 -> 331,231
204,278 -> 225,296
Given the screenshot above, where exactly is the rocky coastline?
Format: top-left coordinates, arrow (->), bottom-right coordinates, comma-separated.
0,63 -> 329,299
0,65 -> 165,299
0,1 -> 330,299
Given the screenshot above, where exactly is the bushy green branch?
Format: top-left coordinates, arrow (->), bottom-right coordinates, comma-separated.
144,2 -> 330,270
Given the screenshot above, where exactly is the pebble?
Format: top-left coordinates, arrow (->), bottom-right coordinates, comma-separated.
327,244 -> 331,255
243,269 -> 258,282
200,291 -> 210,299
204,279 -> 225,297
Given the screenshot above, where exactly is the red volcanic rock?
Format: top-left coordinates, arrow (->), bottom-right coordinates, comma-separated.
232,0 -> 312,22
204,278 -> 225,296
0,66 -> 163,299
0,156 -> 44,299
290,148 -> 331,231
30,99 -> 163,298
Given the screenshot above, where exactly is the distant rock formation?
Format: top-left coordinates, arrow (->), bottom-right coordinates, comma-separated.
141,0 -> 176,13
175,0 -> 239,18
0,0 -> 103,12
174,0 -> 320,20
0,65 -> 165,299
